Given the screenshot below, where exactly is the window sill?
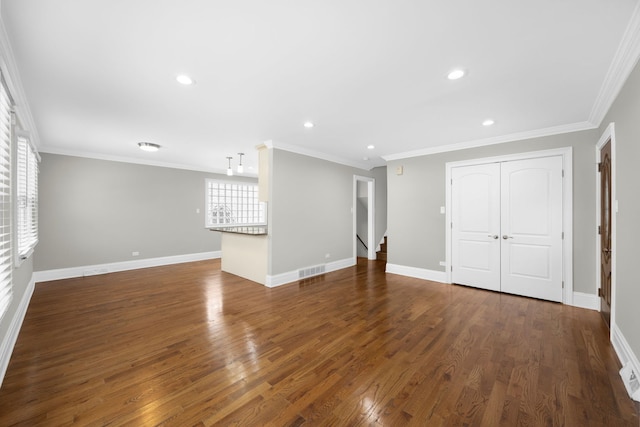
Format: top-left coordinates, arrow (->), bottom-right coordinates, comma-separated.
15,246 -> 35,268
208,226 -> 267,235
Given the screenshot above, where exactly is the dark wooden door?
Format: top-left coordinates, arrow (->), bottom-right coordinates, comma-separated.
600,139 -> 612,327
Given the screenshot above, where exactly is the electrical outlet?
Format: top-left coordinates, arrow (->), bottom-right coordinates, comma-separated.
325,253 -> 331,259
196,208 -> 200,214
132,251 -> 140,256
439,261 -> 446,266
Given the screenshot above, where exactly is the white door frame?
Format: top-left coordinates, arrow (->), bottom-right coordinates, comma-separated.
445,147 -> 573,304
353,175 -> 376,260
596,123 -> 617,337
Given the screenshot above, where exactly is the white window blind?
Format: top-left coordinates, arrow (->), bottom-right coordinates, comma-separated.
205,180 -> 265,227
0,77 -> 12,319
16,133 -> 38,260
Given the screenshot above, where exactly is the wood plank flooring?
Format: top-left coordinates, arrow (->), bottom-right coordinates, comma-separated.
0,259 -> 637,426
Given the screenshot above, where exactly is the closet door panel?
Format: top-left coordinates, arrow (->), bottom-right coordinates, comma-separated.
500,156 -> 563,302
451,163 -> 501,292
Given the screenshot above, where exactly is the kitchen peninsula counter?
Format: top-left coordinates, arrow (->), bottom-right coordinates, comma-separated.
209,226 -> 268,285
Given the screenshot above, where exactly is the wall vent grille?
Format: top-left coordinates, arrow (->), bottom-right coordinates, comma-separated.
298,264 -> 326,279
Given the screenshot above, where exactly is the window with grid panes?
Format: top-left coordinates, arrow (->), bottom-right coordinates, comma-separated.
16,133 -> 38,260
205,180 -> 265,227
0,76 -> 12,319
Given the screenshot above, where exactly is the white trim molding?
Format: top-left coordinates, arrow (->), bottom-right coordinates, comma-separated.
589,2 -> 640,126
265,257 -> 356,288
572,292 -> 599,311
38,147 -> 259,178
382,122 -> 593,162
269,142 -> 377,171
33,251 -> 221,283
385,264 -> 447,283
0,276 -> 35,387
612,323 -> 640,389
445,147 -> 574,304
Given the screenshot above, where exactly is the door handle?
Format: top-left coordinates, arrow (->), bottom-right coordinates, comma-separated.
502,235 -> 513,239
488,235 -> 499,239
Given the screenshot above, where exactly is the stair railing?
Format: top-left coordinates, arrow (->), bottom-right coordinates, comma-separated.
356,234 -> 367,250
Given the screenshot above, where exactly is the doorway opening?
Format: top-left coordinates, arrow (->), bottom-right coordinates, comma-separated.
353,176 -> 375,260
596,123 -> 617,331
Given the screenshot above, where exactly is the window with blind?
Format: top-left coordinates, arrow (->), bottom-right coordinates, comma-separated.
0,77 -> 12,319
16,133 -> 38,261
205,180 -> 265,227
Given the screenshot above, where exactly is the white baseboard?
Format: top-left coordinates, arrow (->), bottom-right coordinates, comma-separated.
612,322 -> 640,397
384,266 -> 599,309
571,291 -> 599,310
33,251 -> 221,283
385,263 -> 447,283
0,276 -> 35,387
266,257 -> 356,288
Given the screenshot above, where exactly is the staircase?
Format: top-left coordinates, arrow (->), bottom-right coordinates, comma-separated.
376,236 -> 387,262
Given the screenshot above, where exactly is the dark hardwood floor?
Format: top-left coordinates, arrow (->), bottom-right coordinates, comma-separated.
0,258 -> 636,426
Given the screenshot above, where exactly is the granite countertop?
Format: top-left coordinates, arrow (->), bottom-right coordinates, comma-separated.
208,226 -> 268,235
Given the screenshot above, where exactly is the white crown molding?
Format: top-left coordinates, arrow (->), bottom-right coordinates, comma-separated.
589,1 -> 640,126
39,146 -> 259,177
0,15 -> 41,150
382,121 -> 595,161
269,141 -> 377,171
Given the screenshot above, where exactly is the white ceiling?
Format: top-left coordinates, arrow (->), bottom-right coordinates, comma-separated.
1,0 -> 639,174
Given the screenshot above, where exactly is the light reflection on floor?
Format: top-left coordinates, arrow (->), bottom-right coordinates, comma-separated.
204,279 -> 261,384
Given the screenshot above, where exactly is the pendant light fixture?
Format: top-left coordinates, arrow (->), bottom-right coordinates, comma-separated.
226,157 -> 233,176
237,153 -> 244,174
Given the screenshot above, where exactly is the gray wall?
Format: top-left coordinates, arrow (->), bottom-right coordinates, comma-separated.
599,58 -> 640,365
35,153 -> 256,271
371,165 -> 388,245
387,129 -> 599,294
269,149 -> 387,275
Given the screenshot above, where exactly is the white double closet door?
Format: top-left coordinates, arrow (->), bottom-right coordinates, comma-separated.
451,156 -> 563,302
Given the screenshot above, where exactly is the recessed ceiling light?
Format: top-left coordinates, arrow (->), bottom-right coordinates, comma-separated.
138,142 -> 160,152
367,145 -> 375,150
447,69 -> 465,80
482,119 -> 495,126
176,74 -> 194,85
304,121 -> 314,128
